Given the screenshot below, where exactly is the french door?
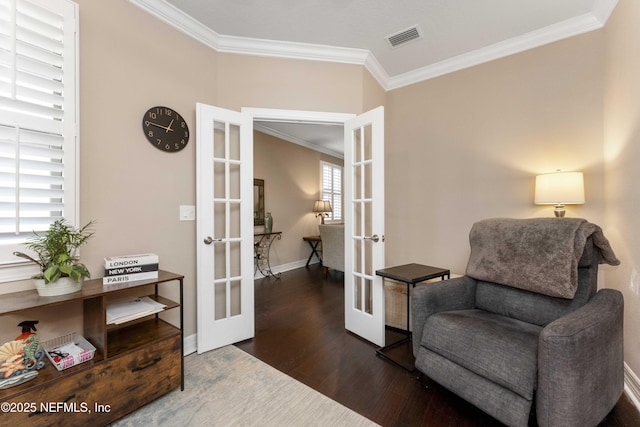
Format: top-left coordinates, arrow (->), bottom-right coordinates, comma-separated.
344,107 -> 386,347
196,103 -> 254,353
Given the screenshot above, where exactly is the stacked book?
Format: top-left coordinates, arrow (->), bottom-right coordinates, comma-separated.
103,253 -> 159,285
106,296 -> 166,325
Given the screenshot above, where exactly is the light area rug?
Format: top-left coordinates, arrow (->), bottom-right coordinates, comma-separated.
111,345 -> 379,426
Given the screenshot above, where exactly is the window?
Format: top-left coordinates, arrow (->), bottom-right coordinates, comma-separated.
0,0 -> 78,282
320,161 -> 342,223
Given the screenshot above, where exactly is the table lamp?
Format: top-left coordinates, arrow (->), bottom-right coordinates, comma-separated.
534,170 -> 585,217
313,200 -> 332,224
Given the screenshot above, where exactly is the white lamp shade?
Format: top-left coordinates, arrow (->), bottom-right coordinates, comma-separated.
535,171 -> 585,205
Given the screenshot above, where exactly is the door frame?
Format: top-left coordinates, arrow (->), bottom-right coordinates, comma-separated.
241,108 -> 355,127
242,108 -> 386,345
241,106 -> 355,276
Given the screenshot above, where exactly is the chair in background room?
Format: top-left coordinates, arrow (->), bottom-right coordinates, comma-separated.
319,224 -> 344,275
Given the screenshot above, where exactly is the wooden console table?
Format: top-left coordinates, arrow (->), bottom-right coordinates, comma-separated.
254,232 -> 282,278
0,270 -> 184,426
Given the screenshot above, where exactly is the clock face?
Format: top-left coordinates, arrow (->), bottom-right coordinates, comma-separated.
142,106 -> 190,152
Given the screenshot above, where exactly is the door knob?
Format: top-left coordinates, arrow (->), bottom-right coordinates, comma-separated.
364,234 -> 380,243
204,236 -> 223,244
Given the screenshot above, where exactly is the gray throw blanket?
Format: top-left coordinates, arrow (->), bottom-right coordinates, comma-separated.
465,218 -> 620,299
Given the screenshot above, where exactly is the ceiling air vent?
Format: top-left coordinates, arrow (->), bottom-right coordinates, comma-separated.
385,25 -> 423,48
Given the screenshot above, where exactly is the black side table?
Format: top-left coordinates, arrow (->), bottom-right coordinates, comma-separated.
376,263 -> 450,371
303,235 -> 322,267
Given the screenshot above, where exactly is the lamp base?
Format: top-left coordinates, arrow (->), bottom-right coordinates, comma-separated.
554,204 -> 566,217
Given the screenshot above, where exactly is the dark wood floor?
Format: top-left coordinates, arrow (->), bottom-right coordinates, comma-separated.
235,265 -> 640,427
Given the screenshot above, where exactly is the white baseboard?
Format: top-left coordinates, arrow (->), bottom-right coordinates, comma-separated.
254,258 -> 320,279
625,362 -> 640,411
183,333 -> 197,356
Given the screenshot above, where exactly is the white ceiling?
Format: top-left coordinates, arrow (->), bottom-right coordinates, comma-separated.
254,122 -> 345,158
131,0 -> 617,155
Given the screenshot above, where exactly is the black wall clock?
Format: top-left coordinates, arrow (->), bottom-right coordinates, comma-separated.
142,106 -> 189,152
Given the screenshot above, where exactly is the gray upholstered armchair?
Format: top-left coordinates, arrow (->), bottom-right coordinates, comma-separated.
319,224 -> 344,274
412,218 -> 624,427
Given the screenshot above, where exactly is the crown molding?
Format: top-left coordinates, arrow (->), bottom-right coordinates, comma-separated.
363,53 -> 390,90
128,0 -> 384,86
130,0 -> 617,92
216,35 -> 370,65
129,0 -> 221,50
386,9 -> 610,90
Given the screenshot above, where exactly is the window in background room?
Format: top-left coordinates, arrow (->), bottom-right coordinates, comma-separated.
321,161 -> 342,223
0,0 -> 79,282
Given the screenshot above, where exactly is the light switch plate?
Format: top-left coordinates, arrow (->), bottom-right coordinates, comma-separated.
180,205 -> 195,221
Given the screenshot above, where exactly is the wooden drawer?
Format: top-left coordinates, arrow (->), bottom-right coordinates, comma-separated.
1,334 -> 181,427
90,333 -> 182,421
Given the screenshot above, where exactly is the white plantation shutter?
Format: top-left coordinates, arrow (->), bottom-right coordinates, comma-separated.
321,161 -> 342,223
0,0 -> 78,280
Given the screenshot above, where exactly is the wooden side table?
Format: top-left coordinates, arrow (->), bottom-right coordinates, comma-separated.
375,263 -> 450,371
303,235 -> 322,267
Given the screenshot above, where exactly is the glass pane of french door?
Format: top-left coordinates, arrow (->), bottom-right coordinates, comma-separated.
352,123 -> 374,315
212,121 -> 242,321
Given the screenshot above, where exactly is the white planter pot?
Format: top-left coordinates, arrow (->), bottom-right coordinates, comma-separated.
34,277 -> 82,297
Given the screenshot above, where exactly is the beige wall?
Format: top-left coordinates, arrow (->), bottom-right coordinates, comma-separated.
217,53 -> 366,113
362,68 -> 387,112
603,0 -> 640,375
386,31 -> 605,274
254,131 -> 343,268
76,0 -> 219,336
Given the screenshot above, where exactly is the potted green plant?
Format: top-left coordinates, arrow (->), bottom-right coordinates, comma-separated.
13,219 -> 95,296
